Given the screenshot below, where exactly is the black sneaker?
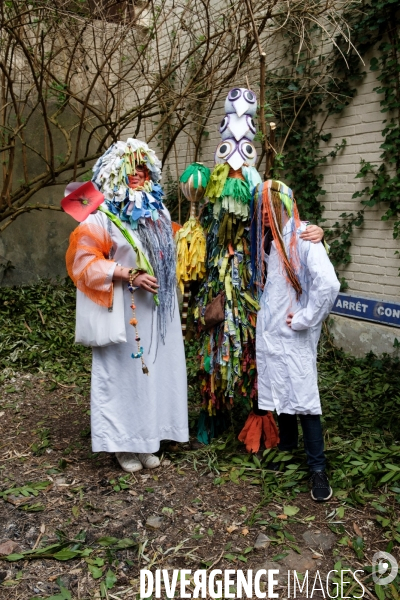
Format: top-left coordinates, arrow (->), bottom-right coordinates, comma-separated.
310,471 -> 333,502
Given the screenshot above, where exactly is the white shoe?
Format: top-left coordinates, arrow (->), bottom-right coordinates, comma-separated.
137,453 -> 160,469
116,452 -> 143,473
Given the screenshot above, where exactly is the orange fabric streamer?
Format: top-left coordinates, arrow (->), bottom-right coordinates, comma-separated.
238,413 -> 263,453
262,413 -> 280,449
171,221 -> 182,236
238,412 -> 279,453
261,184 -> 302,300
66,223 -> 115,308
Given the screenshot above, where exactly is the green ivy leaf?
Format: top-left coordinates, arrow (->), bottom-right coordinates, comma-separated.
105,569 -> 117,589
96,536 -> 119,546
88,563 -> 103,579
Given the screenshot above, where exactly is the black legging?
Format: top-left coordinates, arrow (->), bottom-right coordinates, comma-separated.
277,412 -> 326,472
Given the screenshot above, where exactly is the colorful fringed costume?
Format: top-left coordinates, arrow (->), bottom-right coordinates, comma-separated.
66,138 -> 188,454
194,164 -> 259,401
180,88 -> 279,448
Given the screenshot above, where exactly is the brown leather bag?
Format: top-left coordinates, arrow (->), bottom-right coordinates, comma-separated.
202,292 -> 226,330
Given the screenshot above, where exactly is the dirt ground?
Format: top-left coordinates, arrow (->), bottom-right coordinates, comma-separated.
0,373 -> 397,599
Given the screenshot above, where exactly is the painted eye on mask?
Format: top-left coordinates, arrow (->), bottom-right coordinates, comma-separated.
247,116 -> 256,135
219,116 -> 229,134
244,90 -> 256,104
228,88 -> 241,101
240,140 -> 256,160
216,140 -> 234,159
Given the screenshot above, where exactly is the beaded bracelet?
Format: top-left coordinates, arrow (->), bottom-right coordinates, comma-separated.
127,268 -> 141,290
128,268 -> 149,375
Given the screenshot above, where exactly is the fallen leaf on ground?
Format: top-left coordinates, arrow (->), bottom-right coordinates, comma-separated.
241,528 -> 249,536
353,523 -> 363,538
283,505 -> 300,516
5,495 -> 27,506
226,525 -> 238,533
277,514 -> 288,520
87,514 -> 103,524
0,541 -> 20,556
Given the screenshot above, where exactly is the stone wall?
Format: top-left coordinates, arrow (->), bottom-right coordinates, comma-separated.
0,103 -> 93,286
0,185 -> 76,286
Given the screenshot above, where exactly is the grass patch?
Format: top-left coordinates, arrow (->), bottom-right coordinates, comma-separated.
0,278 -> 91,386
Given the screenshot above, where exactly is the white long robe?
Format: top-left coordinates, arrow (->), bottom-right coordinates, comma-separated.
77,210 -> 189,453
257,223 -> 340,415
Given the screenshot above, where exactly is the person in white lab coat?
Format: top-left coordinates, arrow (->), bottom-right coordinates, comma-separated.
253,180 -> 340,501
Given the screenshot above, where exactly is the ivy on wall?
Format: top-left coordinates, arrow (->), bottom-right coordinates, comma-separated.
352,1 -> 400,243
261,30 -> 364,288
263,0 -> 400,287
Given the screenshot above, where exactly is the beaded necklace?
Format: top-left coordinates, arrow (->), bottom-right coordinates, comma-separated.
128,269 -> 149,375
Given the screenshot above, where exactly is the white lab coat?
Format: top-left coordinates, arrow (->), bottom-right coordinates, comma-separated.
257,223 -> 340,415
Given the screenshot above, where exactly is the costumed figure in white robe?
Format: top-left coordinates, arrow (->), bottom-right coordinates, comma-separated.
241,179 -> 340,501
66,139 -> 188,473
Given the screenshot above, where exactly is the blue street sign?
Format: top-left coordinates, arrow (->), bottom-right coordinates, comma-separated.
331,293 -> 400,328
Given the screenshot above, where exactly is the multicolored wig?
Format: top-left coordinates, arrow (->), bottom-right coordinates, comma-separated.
252,179 -> 302,300
91,138 -> 162,207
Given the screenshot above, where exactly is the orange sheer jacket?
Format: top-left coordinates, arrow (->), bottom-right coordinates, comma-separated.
66,223 -> 116,308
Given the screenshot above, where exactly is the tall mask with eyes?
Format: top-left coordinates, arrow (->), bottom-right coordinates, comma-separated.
214,87 -> 258,171
175,85 -> 265,424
